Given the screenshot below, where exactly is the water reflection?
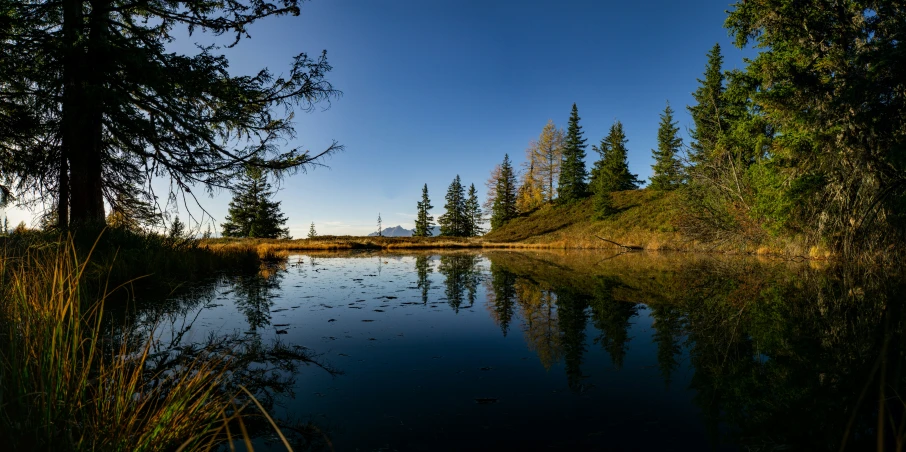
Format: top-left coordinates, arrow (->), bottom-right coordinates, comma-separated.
437,253 -> 482,312
481,251 -> 905,451
231,269 -> 284,332
415,255 -> 432,304
113,265 -> 338,450
127,250 -> 904,451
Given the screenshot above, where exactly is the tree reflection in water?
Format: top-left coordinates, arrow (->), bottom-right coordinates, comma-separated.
230,268 -> 284,332
115,265 -> 339,451
415,255 -> 432,304
480,251 -> 905,451
485,263 -> 517,336
437,253 -> 481,312
120,251 -> 905,451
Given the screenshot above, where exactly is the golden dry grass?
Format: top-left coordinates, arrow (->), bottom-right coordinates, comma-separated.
0,237 -> 293,451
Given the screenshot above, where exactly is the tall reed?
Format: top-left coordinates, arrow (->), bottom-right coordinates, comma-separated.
0,237 -> 289,451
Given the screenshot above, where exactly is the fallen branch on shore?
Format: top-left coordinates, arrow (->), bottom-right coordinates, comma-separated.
594,235 -> 644,251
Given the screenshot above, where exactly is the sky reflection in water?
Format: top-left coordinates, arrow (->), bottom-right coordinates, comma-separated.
150,250 -> 903,452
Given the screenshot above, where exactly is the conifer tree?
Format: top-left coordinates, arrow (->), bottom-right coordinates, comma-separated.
558,104 -> 589,203
490,155 -> 518,230
590,121 -> 640,218
377,213 -> 382,237
308,222 -> 317,238
465,183 -> 484,237
591,121 -> 640,193
650,103 -> 684,190
0,1 -> 341,228
439,175 -> 467,237
414,184 -> 435,237
221,167 -> 290,239
688,44 -> 726,163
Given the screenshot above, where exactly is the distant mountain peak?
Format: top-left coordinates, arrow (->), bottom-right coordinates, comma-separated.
367,225 -> 440,237
368,225 -> 411,237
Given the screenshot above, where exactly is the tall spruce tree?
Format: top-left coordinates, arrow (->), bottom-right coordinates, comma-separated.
439,175 -> 467,237
649,103 -> 684,190
490,154 -> 518,230
376,213 -> 382,237
308,222 -> 317,238
591,121 -> 641,193
221,167 -> 290,239
590,121 -> 640,218
0,0 -> 341,228
414,183 -> 435,237
465,183 -> 484,237
688,44 -> 726,164
558,103 -> 589,203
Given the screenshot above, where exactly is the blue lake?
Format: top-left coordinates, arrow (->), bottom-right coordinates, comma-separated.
138,250 -> 904,451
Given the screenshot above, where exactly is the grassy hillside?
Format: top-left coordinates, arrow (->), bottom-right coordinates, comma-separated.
204,189 -> 827,256
482,189 -> 689,250
481,189 -> 827,257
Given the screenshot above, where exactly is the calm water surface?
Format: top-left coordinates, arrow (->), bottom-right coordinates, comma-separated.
135,250 -> 905,451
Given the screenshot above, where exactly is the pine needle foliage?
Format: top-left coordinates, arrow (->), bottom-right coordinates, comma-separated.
649,103 -> 684,190
0,0 -> 342,227
465,183 -> 484,237
558,103 -> 589,203
491,155 -> 519,230
439,175 -> 468,237
591,121 -> 641,193
221,166 -> 290,239
414,183 -> 435,237
591,121 -> 640,219
687,44 -> 726,164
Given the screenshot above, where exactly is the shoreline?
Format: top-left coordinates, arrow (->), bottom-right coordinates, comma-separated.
201,235 -> 833,261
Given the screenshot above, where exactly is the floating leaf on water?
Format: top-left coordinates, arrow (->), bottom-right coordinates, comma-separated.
276,330 -> 288,334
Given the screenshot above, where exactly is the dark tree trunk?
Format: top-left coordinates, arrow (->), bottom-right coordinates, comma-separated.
59,0 -> 78,228
57,150 -> 69,228
63,0 -> 106,227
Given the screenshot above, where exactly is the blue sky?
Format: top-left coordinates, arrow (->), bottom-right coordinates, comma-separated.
4,0 -> 754,236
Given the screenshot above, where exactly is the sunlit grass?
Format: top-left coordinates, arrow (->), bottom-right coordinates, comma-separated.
482,189 -> 823,257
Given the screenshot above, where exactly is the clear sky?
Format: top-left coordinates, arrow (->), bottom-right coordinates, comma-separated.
3,0 -> 754,236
